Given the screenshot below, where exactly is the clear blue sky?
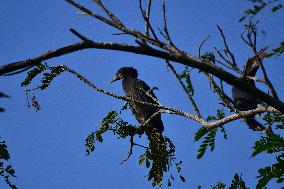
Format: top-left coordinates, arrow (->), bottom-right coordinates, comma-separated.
1,0 -> 284,188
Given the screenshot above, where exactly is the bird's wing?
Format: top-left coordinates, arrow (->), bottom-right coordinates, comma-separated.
124,79 -> 159,122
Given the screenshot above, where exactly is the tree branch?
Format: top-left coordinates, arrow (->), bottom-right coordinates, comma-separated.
166,60 -> 202,118
61,64 -> 279,130
1,39 -> 284,112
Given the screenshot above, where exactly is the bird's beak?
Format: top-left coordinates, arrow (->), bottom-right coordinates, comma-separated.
108,75 -> 121,84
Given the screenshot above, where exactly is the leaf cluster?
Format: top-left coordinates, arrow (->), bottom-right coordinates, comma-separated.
0,91 -> 10,113
252,113 -> 284,188
198,173 -> 249,189
239,0 -> 283,22
0,138 -> 17,189
85,111 -> 139,154
194,109 -> 227,159
21,63 -> 65,90
21,64 -> 66,111
139,136 -> 185,187
179,67 -> 194,96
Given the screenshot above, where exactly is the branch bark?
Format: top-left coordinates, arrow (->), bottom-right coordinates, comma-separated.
2,39 -> 283,112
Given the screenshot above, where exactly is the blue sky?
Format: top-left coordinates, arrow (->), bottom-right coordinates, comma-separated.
1,0 -> 284,188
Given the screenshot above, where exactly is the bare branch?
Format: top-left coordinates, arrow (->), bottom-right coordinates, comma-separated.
198,35 -> 210,59
69,28 -> 92,42
146,0 -> 152,36
92,0 -> 124,26
217,25 -> 241,72
138,0 -> 159,41
166,61 -> 202,118
121,135 -> 134,164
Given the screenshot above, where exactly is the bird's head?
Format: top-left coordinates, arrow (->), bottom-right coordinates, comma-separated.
109,67 -> 138,83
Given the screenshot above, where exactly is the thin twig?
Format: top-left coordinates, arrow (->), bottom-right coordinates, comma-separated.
166,60 -> 202,118
121,135 -> 134,164
217,25 -> 240,72
198,36 -> 236,111
92,0 -> 124,26
198,35 -> 210,59
138,0 -> 159,41
69,28 -> 92,42
145,0 -> 152,36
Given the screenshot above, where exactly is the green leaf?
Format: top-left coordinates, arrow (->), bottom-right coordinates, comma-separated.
271,4 -> 283,12
220,127 -> 228,140
179,68 -> 194,96
0,92 -> 10,98
0,140 -> 10,161
39,66 -> 65,90
4,165 -> 16,177
146,158 -> 150,168
229,173 -> 249,189
239,1 -> 282,22
196,128 -> 217,159
252,132 -> 284,157
85,132 -> 95,155
211,182 -> 226,189
21,63 -> 47,87
194,127 -> 209,141
256,154 -> 284,189
179,175 -> 185,182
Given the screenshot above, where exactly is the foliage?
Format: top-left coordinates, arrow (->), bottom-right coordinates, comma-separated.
85,110 -> 185,187
239,0 -> 284,22
0,91 -> 10,112
211,182 -> 226,189
0,138 -> 17,189
198,173 -> 249,189
12,1 -> 283,188
229,173 -> 249,189
21,64 -> 48,87
266,40 -> 284,57
21,63 -> 65,90
194,109 -> 227,159
251,113 -> 284,188
21,64 -> 65,111
240,0 -> 284,57
179,67 -> 194,96
256,154 -> 284,189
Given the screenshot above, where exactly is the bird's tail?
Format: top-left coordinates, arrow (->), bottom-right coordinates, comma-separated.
147,132 -> 167,184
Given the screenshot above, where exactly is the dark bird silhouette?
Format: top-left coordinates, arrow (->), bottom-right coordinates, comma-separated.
110,67 -> 166,183
232,48 -> 268,131
109,67 -> 164,134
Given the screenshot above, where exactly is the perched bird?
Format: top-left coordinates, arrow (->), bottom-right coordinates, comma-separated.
109,67 -> 164,134
110,67 -> 166,183
232,48 -> 268,131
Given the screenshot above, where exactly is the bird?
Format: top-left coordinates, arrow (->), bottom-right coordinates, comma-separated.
231,48 -> 268,131
109,67 -> 164,134
110,67 -> 166,183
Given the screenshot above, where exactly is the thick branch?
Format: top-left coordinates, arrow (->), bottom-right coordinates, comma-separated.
1,40 -> 284,112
